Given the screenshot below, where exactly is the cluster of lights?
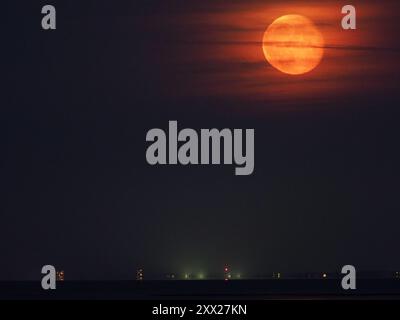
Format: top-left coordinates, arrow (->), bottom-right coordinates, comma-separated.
181,266 -> 240,281
224,266 -> 231,281
183,273 -> 206,280
56,270 -> 65,281
136,268 -> 144,281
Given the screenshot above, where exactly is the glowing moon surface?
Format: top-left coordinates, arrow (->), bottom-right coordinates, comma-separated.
263,15 -> 324,75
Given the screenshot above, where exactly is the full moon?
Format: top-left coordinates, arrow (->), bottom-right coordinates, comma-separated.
262,15 -> 324,75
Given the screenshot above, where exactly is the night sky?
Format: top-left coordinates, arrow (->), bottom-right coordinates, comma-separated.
2,0 -> 400,280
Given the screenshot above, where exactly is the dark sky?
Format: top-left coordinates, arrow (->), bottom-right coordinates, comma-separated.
2,0 -> 400,280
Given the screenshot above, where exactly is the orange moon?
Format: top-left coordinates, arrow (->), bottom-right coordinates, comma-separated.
262,15 -> 324,75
